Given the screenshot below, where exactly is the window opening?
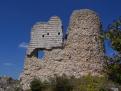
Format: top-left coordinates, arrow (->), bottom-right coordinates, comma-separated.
38,50 -> 45,59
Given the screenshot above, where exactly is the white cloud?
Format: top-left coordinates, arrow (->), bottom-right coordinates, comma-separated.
19,42 -> 28,49
3,62 -> 14,66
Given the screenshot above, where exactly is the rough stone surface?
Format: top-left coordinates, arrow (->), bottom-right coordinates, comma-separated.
20,9 -> 104,90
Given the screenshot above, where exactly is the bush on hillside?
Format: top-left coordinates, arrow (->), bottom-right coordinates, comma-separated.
30,74 -> 112,91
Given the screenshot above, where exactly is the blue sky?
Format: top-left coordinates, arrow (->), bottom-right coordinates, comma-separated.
0,0 -> 121,79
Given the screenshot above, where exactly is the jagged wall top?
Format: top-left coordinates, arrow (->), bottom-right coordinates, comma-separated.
27,16 -> 63,55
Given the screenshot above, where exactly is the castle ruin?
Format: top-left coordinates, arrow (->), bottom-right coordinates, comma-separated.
20,9 -> 104,90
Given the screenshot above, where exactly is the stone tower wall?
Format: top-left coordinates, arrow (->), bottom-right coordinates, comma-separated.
66,9 -> 104,64
27,16 -> 63,55
20,9 -> 104,90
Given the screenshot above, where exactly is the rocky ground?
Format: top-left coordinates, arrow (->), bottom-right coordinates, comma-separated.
0,76 -> 22,91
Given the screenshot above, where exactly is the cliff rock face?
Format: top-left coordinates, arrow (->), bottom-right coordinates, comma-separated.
20,9 -> 104,90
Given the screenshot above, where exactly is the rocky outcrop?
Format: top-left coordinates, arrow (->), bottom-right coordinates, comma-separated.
20,9 -> 105,90
0,76 -> 22,91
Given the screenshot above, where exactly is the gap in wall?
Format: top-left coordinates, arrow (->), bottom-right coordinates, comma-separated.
38,50 -> 45,59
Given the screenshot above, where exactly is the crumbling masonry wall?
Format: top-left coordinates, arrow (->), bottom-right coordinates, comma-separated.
20,9 -> 104,90
27,16 -> 63,55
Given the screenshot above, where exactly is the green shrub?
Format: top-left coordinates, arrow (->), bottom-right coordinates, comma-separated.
78,75 -> 108,91
30,78 -> 43,91
104,56 -> 121,84
25,90 -> 32,91
104,17 -> 121,84
30,79 -> 53,91
53,75 -> 73,91
30,75 -> 117,91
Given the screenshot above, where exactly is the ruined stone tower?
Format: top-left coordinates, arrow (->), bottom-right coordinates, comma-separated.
20,9 -> 104,90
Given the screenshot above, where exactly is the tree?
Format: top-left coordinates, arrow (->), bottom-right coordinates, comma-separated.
106,17 -> 121,54
105,17 -> 121,84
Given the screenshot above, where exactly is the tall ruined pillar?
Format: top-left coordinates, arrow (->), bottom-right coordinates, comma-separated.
64,9 -> 104,75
